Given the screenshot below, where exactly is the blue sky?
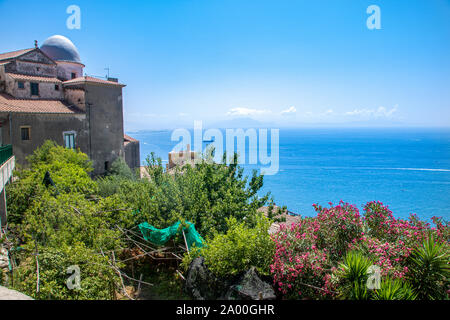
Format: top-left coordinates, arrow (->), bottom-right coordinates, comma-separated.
0,0 -> 449,130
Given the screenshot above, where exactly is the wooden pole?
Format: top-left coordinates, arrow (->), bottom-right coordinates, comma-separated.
182,229 -> 190,256
137,273 -> 143,293
34,240 -> 40,294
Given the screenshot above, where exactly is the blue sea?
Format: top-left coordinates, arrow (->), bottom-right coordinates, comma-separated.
127,128 -> 450,222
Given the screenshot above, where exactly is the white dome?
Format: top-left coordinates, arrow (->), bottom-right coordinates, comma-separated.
40,35 -> 81,64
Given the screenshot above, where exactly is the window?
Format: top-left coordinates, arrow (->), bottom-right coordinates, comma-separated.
105,161 -> 110,171
18,81 -> 25,89
21,127 -> 30,141
55,84 -> 59,91
71,72 -> 76,79
30,82 -> 39,96
64,132 -> 75,149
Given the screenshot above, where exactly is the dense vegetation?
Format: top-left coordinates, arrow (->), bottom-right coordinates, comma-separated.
1,141 -> 272,299
1,140 -> 448,300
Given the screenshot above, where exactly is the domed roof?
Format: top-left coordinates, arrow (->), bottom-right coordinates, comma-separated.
40,35 -> 81,64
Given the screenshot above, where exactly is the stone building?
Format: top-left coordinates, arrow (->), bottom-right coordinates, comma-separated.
0,35 -> 140,175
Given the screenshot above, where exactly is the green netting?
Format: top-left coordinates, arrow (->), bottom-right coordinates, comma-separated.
138,221 -> 205,250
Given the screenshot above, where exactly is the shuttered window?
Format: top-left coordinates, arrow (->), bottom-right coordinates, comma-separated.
21,127 -> 30,141
30,82 -> 39,96
64,132 -> 75,149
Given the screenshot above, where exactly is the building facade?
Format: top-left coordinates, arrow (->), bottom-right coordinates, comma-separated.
0,35 -> 140,176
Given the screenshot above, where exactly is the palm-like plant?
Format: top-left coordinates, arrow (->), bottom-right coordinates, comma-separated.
373,278 -> 417,300
407,235 -> 450,300
338,250 -> 374,300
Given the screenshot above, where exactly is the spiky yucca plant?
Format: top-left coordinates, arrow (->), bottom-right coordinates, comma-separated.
338,250 -> 374,300
373,278 -> 417,300
407,235 -> 449,300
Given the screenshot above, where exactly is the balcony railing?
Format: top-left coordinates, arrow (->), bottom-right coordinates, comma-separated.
0,144 -> 13,166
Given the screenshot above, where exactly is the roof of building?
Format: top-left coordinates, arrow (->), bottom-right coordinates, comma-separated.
0,93 -> 81,114
63,76 -> 125,87
124,134 -> 139,144
0,48 -> 35,62
258,205 -> 302,234
6,73 -> 62,83
40,35 -> 82,64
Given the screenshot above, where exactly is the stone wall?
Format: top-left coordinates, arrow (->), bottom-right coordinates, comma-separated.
0,113 -> 89,168
56,61 -> 83,81
5,77 -> 64,100
124,139 -> 140,172
84,83 -> 125,175
64,88 -> 86,111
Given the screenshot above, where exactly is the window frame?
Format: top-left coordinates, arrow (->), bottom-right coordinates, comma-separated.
63,131 -> 76,149
20,126 -> 31,141
30,82 -> 39,96
18,81 -> 25,89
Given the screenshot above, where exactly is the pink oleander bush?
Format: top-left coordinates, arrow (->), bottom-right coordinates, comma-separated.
271,220 -> 335,299
314,201 -> 364,262
270,201 -> 449,300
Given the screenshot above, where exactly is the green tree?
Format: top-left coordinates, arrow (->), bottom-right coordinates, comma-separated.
139,152 -> 271,238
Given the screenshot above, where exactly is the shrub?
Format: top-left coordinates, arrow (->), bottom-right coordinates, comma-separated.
313,201 -> 364,262
7,140 -> 97,226
183,215 -> 274,278
271,220 -> 335,299
12,242 -> 118,300
107,158 -> 137,180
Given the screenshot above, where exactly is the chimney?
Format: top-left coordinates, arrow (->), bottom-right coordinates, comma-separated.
34,40 -> 38,48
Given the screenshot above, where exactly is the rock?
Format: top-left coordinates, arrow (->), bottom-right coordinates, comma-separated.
185,257 -> 231,300
185,258 -> 276,300
225,267 -> 276,300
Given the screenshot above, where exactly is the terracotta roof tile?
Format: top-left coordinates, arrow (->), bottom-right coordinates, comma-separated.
0,48 -> 34,62
124,134 -> 138,143
64,76 -> 125,87
0,93 -> 81,114
6,73 -> 61,83
258,205 -> 302,234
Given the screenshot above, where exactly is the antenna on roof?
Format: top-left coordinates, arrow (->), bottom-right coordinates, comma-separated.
104,67 -> 110,79
34,40 -> 38,48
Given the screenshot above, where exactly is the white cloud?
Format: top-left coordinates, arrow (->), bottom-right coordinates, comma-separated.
281,106 -> 297,115
345,105 -> 398,118
226,107 -> 271,117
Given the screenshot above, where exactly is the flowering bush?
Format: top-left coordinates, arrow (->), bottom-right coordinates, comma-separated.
314,201 -> 364,262
271,221 -> 335,299
270,201 -> 449,300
